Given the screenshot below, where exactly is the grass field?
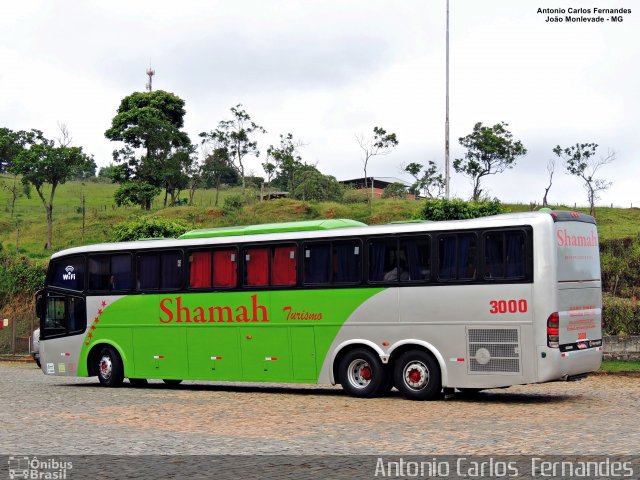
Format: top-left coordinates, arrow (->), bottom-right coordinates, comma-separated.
2,173 -> 640,261
599,359 -> 640,372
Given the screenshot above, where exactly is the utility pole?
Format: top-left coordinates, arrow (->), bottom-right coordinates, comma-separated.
444,0 -> 450,199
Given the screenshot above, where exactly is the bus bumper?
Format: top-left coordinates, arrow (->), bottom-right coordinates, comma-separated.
536,346 -> 603,383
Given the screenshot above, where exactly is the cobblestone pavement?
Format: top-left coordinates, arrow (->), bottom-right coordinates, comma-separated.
1,362 -> 639,456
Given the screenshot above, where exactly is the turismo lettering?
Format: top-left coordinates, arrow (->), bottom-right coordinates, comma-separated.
556,228 -> 598,247
159,295 -> 269,323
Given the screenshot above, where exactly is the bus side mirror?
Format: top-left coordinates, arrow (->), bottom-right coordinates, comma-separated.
35,290 -> 45,318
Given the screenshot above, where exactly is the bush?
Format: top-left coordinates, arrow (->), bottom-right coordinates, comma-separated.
223,194 -> 245,214
0,252 -> 46,306
602,294 -> 640,336
112,217 -> 190,241
419,198 -> 505,221
342,189 -> 369,204
382,182 -> 407,199
600,236 -> 640,298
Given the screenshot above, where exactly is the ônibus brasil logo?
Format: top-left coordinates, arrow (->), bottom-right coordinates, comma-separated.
62,266 -> 75,281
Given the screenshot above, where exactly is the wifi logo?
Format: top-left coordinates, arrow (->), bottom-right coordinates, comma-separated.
62,265 -> 76,281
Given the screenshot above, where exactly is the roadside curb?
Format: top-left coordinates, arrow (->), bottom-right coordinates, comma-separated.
0,355 -> 33,363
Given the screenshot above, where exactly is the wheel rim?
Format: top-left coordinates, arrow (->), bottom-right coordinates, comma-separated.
403,361 -> 429,390
347,359 -> 373,389
99,355 -> 113,381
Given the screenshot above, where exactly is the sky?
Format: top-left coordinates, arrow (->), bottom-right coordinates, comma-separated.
1,0 -> 638,207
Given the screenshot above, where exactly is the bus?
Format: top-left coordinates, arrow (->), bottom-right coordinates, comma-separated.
35,211 -> 603,400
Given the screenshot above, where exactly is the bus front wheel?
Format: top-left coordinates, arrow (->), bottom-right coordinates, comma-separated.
338,348 -> 387,398
394,350 -> 441,401
97,346 -> 124,388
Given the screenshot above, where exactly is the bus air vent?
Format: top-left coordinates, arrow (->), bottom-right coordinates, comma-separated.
467,328 -> 521,374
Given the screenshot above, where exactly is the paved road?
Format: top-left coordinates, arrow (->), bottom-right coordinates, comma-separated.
1,362 -> 639,456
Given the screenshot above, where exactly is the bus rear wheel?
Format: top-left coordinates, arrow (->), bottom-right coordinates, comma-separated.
339,348 -> 387,398
394,350 -> 441,401
97,346 -> 124,388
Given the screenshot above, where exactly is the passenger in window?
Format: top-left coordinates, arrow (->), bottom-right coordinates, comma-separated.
383,251 -> 410,281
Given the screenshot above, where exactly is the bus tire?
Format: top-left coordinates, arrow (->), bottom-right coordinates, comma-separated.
129,378 -> 148,387
338,348 -> 387,398
97,346 -> 124,388
394,350 -> 441,401
163,379 -> 182,386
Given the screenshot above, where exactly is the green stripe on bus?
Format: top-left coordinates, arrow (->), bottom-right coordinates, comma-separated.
78,288 -> 384,382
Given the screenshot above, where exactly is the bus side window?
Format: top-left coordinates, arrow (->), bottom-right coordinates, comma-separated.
213,249 -> 237,288
368,238 -> 397,282
303,244 -> 330,285
49,256 -> 85,291
137,254 -> 159,290
160,251 -> 182,290
245,248 -> 269,286
111,255 -> 132,290
439,234 -> 476,281
334,241 -> 361,284
484,231 -> 525,280
271,245 -> 296,286
190,251 -> 213,288
400,237 -> 430,282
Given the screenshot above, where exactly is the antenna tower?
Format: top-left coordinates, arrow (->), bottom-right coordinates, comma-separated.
146,66 -> 155,92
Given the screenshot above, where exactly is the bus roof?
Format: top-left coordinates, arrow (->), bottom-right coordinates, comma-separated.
50,210 -> 592,259
178,219 -> 367,239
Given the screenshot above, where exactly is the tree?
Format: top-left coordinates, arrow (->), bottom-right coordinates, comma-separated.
9,129 -> 95,249
161,146 -> 196,207
265,133 -> 306,193
1,174 -> 31,217
356,126 -> 399,193
0,128 -> 27,173
542,158 -> 555,207
98,164 -> 119,182
292,166 -> 344,202
113,182 -> 161,208
454,122 -> 527,201
404,161 -> 445,199
105,90 -> 191,209
262,161 -> 276,200
553,143 -> 615,216
201,147 -> 236,207
199,104 -> 265,197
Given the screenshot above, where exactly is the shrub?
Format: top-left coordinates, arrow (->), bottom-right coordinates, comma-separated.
222,194 -> 245,214
382,182 -> 407,199
112,217 -> 190,241
600,236 -> 640,298
419,198 -> 505,221
602,294 -> 640,336
0,252 -> 46,306
342,189 -> 369,204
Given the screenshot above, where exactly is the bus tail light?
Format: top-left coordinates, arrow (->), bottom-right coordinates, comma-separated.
547,312 -> 560,348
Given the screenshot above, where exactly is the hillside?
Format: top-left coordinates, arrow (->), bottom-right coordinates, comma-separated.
2,174 -> 640,261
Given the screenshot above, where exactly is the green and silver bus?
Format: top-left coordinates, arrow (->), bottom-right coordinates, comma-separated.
36,212 -> 603,400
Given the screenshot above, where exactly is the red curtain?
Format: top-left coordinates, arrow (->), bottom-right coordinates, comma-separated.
190,251 -> 212,288
271,246 -> 296,285
213,249 -> 237,287
246,248 -> 269,286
